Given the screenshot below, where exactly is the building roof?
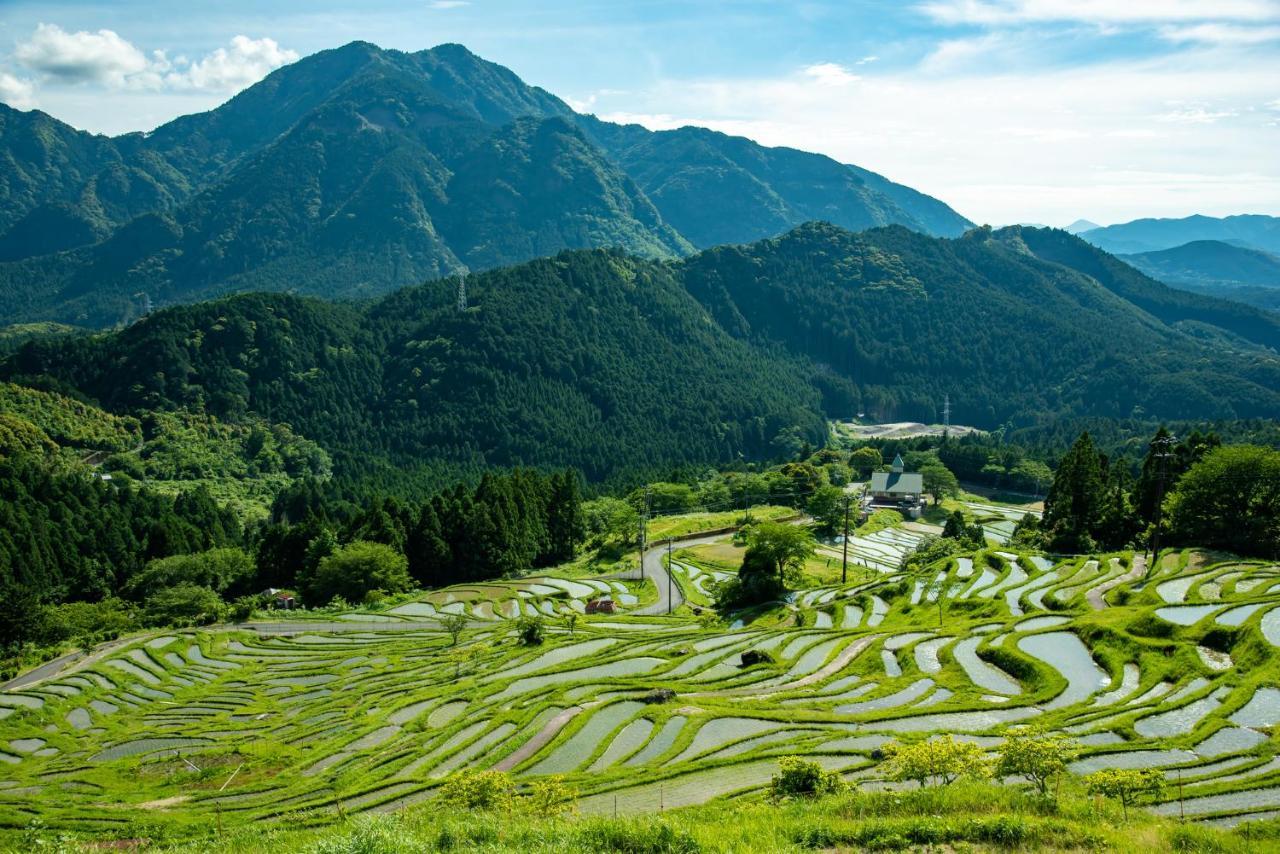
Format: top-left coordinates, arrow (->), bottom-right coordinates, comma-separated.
869,470 -> 923,495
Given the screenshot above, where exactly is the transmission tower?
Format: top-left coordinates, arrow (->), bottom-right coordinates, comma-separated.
942,393 -> 951,438
457,276 -> 467,312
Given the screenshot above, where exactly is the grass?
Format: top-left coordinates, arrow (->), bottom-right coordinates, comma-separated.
4,543 -> 1280,849
647,505 -> 796,541
19,781 -> 1279,853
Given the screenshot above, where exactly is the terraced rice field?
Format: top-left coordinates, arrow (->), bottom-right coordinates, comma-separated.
2,542 -> 1279,835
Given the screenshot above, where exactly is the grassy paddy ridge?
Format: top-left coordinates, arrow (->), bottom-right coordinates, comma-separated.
2,518 -> 1280,849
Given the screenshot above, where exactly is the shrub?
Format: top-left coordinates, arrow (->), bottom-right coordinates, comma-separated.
883,737 -> 990,787
770,756 -> 849,800
574,818 -> 701,854
439,769 -> 516,811
516,614 -> 545,645
1084,768 -> 1164,820
994,727 -> 1077,797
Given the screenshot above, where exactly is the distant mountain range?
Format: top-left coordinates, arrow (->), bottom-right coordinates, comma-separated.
7,222 -> 1277,483
1121,240 -> 1280,313
1079,214 -> 1280,255
0,41 -> 971,328
1065,219 -> 1101,234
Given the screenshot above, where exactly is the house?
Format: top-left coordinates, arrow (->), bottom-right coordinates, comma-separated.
866,454 -> 924,519
585,598 -> 616,614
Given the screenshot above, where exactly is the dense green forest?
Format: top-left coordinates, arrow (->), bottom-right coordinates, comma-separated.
6,223 -> 1277,498
4,251 -> 827,484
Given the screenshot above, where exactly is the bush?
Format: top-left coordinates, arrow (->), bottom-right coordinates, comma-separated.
516,614 -> 545,645
1084,768 -> 1164,820
883,737 -> 990,787
771,756 -> 849,800
126,548 -> 255,601
141,584 -> 225,627
307,541 -> 412,605
438,769 -> 516,811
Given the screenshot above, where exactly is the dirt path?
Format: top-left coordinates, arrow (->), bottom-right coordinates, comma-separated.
493,705 -> 584,771
1086,555 -> 1146,610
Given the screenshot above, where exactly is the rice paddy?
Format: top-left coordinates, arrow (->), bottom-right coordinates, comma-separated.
2,531 -> 1280,842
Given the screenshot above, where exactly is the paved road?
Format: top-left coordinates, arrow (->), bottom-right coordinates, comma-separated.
631,531 -> 730,616
2,635 -> 137,692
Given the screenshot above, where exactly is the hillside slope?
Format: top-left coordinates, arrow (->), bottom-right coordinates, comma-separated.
0,41 -> 969,328
4,225 -> 1277,484
1121,240 -> 1280,312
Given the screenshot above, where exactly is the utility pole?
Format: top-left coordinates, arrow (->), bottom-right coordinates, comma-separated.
841,495 -> 851,585
1147,435 -> 1177,564
638,486 -> 651,581
667,537 -> 674,615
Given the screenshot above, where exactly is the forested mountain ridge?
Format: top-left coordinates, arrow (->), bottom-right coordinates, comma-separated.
4,224 -> 1277,489
0,41 -> 968,328
1120,240 -> 1280,313
4,250 -> 827,484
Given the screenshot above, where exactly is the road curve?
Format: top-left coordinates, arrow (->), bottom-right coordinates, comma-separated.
632,531 -> 731,616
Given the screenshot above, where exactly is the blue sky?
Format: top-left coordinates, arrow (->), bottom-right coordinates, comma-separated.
1,0 -> 1278,225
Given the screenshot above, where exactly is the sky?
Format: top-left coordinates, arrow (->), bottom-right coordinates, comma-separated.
0,0 -> 1277,227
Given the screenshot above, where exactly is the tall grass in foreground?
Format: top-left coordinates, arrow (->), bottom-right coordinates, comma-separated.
27,781 -> 1278,854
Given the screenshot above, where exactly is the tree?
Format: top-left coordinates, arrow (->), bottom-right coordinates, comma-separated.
1006,514 -> 1037,548
995,728 -> 1077,797
940,510 -> 983,548
920,461 -> 960,505
883,737 -> 990,787
1085,768 -> 1164,820
309,541 -> 412,605
516,614 -> 545,645
141,584 -> 225,627
714,546 -> 788,610
807,485 -> 846,534
544,470 -> 584,563
581,497 -> 639,550
1043,432 -> 1106,552
125,548 -> 254,601
1166,445 -> 1280,558
849,447 -> 883,479
564,612 -> 579,636
744,521 -> 815,581
769,756 -> 849,800
440,612 -> 468,646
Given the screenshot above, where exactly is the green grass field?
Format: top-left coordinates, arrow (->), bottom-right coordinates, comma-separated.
3,529 -> 1280,851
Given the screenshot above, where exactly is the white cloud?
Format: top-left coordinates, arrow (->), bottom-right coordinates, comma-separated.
1156,104 -> 1238,123
15,23 -> 149,86
593,50 -> 1280,225
918,0 -> 1280,26
176,36 -> 299,92
1159,22 -> 1280,44
0,72 -> 37,109
8,26 -> 297,98
427,0 -> 471,8
856,55 -> 880,65
801,62 -> 859,86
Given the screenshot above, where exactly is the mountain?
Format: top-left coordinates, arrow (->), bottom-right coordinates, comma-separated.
0,41 -> 970,328
6,224 -> 1277,486
1065,219 -> 1100,234
1079,214 -> 1280,255
1120,240 -> 1280,312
